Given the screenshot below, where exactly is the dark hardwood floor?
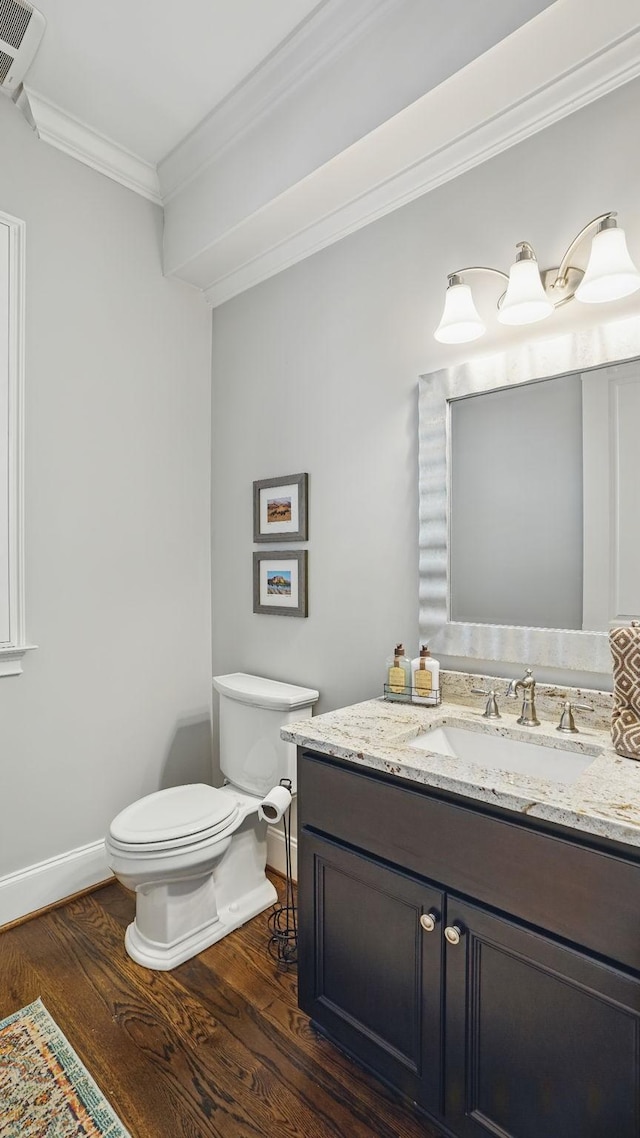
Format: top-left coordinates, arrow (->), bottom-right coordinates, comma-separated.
0,873 -> 436,1137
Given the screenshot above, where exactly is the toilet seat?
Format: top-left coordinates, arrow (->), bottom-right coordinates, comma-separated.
108,784 -> 239,853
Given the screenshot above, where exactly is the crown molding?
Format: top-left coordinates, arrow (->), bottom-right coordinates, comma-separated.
18,87 -> 162,205
189,0 -> 640,308
158,0 -> 398,203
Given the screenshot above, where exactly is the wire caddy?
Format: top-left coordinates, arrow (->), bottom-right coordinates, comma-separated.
383,684 -> 441,705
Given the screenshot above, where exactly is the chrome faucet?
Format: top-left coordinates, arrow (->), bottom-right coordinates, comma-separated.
512,667 -> 540,727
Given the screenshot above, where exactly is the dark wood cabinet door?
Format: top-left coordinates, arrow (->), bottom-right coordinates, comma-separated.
444,896 -> 640,1138
298,830 -> 444,1115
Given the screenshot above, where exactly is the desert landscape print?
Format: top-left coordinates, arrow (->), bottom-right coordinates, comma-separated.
267,496 -> 292,523
267,571 -> 292,595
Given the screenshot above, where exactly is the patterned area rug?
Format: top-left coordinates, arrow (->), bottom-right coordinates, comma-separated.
0,999 -> 130,1137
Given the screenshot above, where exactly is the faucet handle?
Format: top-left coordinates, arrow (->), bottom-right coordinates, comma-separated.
471,688 -> 501,719
556,700 -> 594,734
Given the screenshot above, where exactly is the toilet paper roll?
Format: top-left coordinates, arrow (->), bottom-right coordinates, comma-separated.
258,785 -> 292,824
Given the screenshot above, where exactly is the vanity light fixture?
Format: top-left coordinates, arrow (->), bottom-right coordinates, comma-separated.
434,212 -> 640,344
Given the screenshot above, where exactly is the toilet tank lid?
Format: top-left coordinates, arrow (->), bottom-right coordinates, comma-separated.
213,672 -> 319,711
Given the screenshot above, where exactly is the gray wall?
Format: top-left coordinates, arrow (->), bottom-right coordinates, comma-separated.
0,100 -> 213,877
210,77 -> 640,735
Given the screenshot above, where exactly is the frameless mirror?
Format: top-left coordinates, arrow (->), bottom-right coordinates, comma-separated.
419,321 -> 640,672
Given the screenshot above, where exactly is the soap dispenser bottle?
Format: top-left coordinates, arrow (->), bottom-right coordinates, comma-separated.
411,644 -> 440,705
386,643 -> 411,701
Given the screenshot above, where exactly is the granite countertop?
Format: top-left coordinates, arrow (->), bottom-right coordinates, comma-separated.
282,671 -> 640,849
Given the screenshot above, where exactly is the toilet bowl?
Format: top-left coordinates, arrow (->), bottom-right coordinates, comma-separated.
106,673 -> 318,970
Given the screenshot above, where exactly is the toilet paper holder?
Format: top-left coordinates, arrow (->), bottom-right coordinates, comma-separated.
258,780 -> 292,824
264,778 -> 298,971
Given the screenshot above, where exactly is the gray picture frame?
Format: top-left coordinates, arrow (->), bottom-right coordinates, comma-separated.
253,549 -> 308,617
253,472 -> 308,543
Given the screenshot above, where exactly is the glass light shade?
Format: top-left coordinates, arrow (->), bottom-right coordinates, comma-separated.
434,282 -> 485,344
498,258 -> 554,326
575,226 -> 640,304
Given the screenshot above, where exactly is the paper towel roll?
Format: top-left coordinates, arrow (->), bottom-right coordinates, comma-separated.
258,785 -> 292,824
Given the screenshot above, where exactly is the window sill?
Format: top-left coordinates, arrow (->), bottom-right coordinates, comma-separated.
0,645 -> 37,676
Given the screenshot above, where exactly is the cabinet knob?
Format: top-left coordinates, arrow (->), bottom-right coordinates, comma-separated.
444,924 -> 463,945
420,911 -> 438,933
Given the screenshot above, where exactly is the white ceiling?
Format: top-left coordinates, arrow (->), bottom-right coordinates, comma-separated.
26,0 -> 322,164
19,0 -> 639,309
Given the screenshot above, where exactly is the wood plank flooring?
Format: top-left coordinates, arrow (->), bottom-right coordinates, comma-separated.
0,873 -> 436,1137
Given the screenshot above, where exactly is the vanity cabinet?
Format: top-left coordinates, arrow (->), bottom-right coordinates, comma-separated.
298,750 -> 640,1138
300,831 -> 444,1116
444,897 -> 640,1138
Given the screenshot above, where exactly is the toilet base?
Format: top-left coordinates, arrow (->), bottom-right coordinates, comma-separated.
124,875 -> 277,970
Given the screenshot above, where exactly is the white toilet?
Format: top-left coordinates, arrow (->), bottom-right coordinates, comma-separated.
105,673 -> 318,970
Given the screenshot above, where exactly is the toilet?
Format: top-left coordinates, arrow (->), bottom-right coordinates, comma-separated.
105,673 -> 319,970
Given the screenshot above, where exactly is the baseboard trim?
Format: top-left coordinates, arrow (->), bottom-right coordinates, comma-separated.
266,826 -> 298,883
2,831 -> 293,930
0,877 -> 114,933
0,839 -> 113,928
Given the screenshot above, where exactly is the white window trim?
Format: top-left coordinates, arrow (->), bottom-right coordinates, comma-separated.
0,209 -> 35,676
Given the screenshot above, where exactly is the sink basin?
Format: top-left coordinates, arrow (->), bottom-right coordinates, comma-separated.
408,723 -> 597,784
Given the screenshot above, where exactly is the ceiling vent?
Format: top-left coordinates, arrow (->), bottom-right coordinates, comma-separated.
0,0 -> 45,96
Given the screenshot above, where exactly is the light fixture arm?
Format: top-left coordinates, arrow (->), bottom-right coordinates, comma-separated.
553,212 -> 616,287
448,266 -> 510,286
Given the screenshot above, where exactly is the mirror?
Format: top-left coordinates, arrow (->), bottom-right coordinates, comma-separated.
419,318 -> 640,672
449,360 -> 640,632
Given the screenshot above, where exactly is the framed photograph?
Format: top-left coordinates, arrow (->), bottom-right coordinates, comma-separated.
253,550 -> 308,617
253,472 -> 308,543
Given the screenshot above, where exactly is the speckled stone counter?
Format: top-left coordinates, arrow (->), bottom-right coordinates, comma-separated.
282,670 -> 640,849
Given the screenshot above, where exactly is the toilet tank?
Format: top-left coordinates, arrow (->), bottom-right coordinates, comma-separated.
212,673 -> 319,797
